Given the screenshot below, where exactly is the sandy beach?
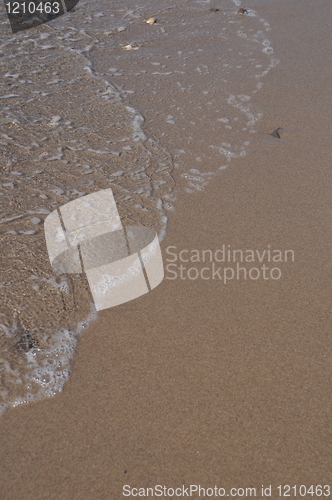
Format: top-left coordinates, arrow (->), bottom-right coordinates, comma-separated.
1,0 -> 332,498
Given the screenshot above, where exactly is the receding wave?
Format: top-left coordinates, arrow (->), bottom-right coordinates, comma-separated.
0,0 -> 279,414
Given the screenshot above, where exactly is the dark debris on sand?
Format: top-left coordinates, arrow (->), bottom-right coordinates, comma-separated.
17,332 -> 39,352
271,128 -> 282,139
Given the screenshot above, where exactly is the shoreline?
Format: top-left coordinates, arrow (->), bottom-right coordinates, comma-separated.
0,0 -> 277,414
1,0 -> 332,497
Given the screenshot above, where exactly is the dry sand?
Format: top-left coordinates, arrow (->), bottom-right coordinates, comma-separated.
0,0 -> 332,498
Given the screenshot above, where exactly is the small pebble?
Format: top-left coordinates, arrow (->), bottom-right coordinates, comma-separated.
17,332 -> 39,351
271,127 -> 282,139
238,8 -> 248,14
48,115 -> 61,127
146,17 -> 156,25
123,44 -> 139,51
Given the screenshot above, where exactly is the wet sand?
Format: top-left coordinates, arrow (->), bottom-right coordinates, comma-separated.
1,0 -> 332,498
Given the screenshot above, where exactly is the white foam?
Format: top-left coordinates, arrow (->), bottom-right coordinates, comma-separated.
0,0 -> 280,416
0,304 -> 97,415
